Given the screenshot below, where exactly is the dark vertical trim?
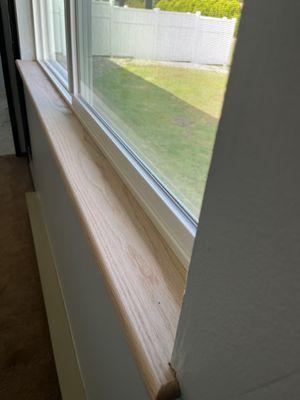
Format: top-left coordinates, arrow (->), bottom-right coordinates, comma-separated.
8,0 -> 31,159
0,0 -> 31,158
64,0 -> 73,93
0,2 -> 21,155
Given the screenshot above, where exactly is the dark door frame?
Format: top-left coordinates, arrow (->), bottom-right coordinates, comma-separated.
0,0 -> 30,157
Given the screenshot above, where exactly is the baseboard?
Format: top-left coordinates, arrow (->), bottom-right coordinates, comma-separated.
26,192 -> 86,400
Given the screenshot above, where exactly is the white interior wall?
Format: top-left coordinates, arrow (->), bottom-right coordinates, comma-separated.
172,1 -> 300,399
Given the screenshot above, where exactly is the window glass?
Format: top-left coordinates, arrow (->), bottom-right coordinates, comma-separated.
51,0 -> 68,69
77,0 -> 240,219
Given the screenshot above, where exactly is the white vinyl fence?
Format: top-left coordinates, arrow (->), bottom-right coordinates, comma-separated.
92,2 -> 236,65
53,0 -> 236,66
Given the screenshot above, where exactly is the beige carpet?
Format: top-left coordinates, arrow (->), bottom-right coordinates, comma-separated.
0,155 -> 61,399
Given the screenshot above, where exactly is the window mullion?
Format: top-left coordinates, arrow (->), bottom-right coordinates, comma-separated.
64,0 -> 74,93
67,0 -> 79,96
76,0 -> 93,104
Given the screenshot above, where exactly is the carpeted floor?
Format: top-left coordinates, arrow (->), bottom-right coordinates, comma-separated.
0,155 -> 61,400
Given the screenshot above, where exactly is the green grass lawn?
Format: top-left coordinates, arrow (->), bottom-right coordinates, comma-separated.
93,58 -> 228,218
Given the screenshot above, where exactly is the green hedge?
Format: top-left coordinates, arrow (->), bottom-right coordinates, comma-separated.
155,0 -> 241,19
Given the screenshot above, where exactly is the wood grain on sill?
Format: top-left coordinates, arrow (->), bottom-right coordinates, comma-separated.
17,60 -> 186,400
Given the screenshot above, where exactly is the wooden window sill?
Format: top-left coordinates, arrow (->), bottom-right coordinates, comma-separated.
17,60 -> 186,400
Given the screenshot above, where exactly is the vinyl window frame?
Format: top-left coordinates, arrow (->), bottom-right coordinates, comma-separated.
31,0 -> 197,267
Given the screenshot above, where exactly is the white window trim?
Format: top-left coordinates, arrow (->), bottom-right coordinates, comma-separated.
31,0 -> 198,267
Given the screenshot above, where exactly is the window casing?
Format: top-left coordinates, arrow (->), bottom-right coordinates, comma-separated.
32,0 -> 235,267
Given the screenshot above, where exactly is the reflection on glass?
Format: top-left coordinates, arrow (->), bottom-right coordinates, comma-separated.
45,0 -> 68,82
52,0 -> 67,69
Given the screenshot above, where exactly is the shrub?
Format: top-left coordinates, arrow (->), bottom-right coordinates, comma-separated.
155,0 -> 241,19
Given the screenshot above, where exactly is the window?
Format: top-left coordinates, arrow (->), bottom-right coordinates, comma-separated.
33,0 -> 69,87
32,0 -> 240,265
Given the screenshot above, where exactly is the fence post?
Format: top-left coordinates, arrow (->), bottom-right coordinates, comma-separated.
193,11 -> 201,64
109,2 -> 113,57
154,8 -> 160,61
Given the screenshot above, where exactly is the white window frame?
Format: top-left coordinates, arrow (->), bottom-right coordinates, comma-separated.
31,0 -> 197,267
